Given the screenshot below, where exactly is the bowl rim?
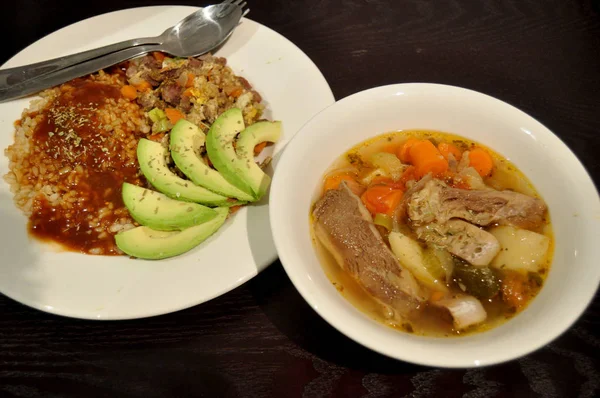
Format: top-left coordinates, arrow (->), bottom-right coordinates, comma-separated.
269,82 -> 600,368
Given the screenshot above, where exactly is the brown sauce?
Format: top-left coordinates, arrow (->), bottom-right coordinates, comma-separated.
27,79 -> 146,255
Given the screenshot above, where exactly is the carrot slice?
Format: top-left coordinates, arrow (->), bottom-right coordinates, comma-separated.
361,185 -> 402,215
468,147 -> 494,177
134,80 -> 153,92
148,133 -> 165,142
398,165 -> 418,189
437,142 -> 462,161
152,52 -> 166,62
120,85 -> 138,100
409,140 -> 449,178
164,108 -> 185,124
185,73 -> 195,88
500,270 -> 530,309
254,142 -> 267,155
397,138 -> 420,163
324,174 -> 356,192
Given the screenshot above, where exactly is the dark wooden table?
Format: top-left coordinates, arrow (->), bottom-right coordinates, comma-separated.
2,0 -> 599,396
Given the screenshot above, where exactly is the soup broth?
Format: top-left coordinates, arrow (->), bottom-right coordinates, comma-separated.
311,130 -> 553,337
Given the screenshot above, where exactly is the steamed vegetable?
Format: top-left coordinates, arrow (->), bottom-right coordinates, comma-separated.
437,296 -> 487,329
369,152 -> 406,181
489,226 -> 550,272
389,231 -> 449,292
424,246 -> 454,283
361,185 -> 403,216
468,147 -> 494,177
453,259 -> 500,299
437,142 -> 462,161
397,138 -> 419,163
408,140 -> 449,177
374,213 -> 393,231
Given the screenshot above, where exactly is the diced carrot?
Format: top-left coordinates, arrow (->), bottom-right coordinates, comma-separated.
148,133 -> 165,142
437,142 -> 462,161
409,140 -> 449,178
254,142 -> 267,156
381,190 -> 403,216
120,85 -> 138,100
185,73 -> 195,88
469,147 -> 494,177
14,119 -> 21,127
430,291 -> 445,302
164,108 -> 185,124
381,143 -> 399,154
134,80 -> 153,92
361,185 -> 403,215
152,52 -> 166,62
500,270 -> 530,309
397,138 -> 420,163
229,87 -> 244,98
323,174 -> 356,192
398,165 -> 417,189
183,87 -> 195,97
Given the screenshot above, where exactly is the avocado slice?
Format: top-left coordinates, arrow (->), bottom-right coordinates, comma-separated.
235,120 -> 282,199
170,120 -> 255,202
115,207 -> 229,260
122,182 -> 217,231
206,108 -> 282,200
205,108 -> 254,196
137,138 -> 237,207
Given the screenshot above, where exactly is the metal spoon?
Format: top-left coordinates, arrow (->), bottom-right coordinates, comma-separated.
0,0 -> 248,102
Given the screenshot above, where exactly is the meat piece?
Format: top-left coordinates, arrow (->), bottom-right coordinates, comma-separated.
414,220 -> 500,266
313,184 -> 426,318
188,57 -> 203,68
137,91 -> 163,111
407,179 -> 547,230
237,76 -> 253,89
179,95 -> 193,113
161,82 -> 183,105
251,89 -> 263,103
139,55 -> 161,70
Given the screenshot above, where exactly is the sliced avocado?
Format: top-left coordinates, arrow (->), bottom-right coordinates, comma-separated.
170,120 -> 254,202
235,120 -> 282,199
137,138 -> 237,207
205,108 -> 254,196
206,108 -> 282,200
115,207 -> 229,260
122,182 -> 217,231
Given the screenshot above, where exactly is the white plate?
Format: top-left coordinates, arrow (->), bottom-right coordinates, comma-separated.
0,6 -> 334,320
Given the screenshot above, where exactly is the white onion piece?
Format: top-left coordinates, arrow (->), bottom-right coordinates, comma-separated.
437,295 -> 487,329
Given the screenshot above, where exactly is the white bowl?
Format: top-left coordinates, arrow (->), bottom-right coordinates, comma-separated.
269,83 -> 600,368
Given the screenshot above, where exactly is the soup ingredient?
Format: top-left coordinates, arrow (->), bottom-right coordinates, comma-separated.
137,138 -> 234,206
397,138 -> 420,163
489,226 -> 550,272
424,246 -> 454,283
437,142 -> 462,161
408,140 -> 449,178
388,231 -> 449,292
115,207 -> 228,260
361,185 -> 404,216
122,183 -> 217,231
414,220 -> 500,266
313,184 -> 426,317
373,213 -> 393,231
437,296 -> 487,329
170,119 -> 254,201
405,179 -> 547,229
369,152 -> 406,181
468,147 -> 494,177
453,259 -> 500,299
499,270 -> 542,309
324,173 -> 357,192
206,108 -> 281,200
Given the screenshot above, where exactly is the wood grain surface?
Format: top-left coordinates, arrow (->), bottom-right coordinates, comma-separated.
1,0 -> 599,397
